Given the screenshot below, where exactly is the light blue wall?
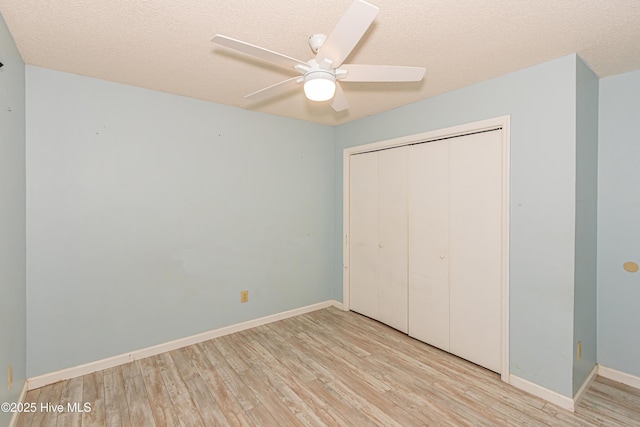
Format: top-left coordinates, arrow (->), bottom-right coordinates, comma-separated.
572,56 -> 599,394
0,12 -> 26,426
25,66 -> 334,377
335,55 -> 579,397
598,69 -> 640,377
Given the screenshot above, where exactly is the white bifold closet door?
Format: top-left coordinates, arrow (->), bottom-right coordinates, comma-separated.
407,139 -> 450,352
409,130 -> 503,373
349,146 -> 408,333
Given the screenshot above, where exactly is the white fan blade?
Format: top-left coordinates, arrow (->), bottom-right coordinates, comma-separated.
316,0 -> 378,68
339,64 -> 426,82
212,35 -> 307,70
245,77 -> 301,101
331,83 -> 349,112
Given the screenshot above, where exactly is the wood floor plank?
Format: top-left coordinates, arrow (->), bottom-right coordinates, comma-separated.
103,366 -> 131,427
250,326 -> 317,383
14,388 -> 40,427
286,332 -> 406,426
82,371 -> 106,427
224,331 -> 261,367
245,404 -> 278,426
596,376 -> 640,399
197,340 -> 261,411
56,376 -> 84,427
120,362 -> 156,427
138,356 -> 182,427
245,354 -> 327,427
213,335 -> 251,374
305,378 -> 378,427
579,393 -> 640,427
251,346 -> 362,427
384,387 -> 468,426
31,381 -> 64,427
19,307 -> 640,427
155,352 -> 205,427
183,344 -> 254,426
170,347 -> 230,426
588,378 -> 640,412
239,365 -> 304,426
542,402 -> 600,427
256,338 -> 372,427
463,385 -> 562,426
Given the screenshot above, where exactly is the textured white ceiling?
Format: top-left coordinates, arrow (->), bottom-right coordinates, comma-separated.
1,0 -> 639,125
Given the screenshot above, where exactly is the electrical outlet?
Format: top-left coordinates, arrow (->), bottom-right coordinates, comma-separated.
577,341 -> 582,361
241,290 -> 249,303
8,365 -> 12,390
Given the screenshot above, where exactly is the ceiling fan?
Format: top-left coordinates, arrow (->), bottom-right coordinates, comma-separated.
211,0 -> 426,112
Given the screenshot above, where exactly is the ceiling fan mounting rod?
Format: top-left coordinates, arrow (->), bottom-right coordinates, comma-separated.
308,34 -> 327,53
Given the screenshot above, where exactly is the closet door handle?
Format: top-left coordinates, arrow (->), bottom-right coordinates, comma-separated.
379,244 -> 383,248
440,254 -> 445,259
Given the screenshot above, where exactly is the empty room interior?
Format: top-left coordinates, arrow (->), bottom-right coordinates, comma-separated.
1,0 -> 639,426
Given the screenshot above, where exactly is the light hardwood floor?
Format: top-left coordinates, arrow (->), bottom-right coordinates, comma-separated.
15,307 -> 640,426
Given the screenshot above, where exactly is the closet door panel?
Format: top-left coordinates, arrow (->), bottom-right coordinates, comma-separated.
449,131 -> 503,373
377,146 -> 409,333
349,152 -> 379,320
408,141 -> 450,350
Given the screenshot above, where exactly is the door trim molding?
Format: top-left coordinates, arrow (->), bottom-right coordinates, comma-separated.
343,115 -> 511,382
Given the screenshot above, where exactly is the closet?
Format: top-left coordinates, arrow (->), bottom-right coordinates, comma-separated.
348,128 -> 505,374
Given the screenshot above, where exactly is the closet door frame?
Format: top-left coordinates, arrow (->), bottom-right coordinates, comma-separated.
343,115 -> 511,383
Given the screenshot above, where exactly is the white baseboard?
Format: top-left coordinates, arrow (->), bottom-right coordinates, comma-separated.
573,364 -> 599,408
28,299 -> 343,390
598,365 -> 640,389
509,374 -> 575,411
8,380 -> 28,427
510,363 -> 619,412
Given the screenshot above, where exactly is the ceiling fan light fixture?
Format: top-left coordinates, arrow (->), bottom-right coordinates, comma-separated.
303,70 -> 336,101
212,0 -> 426,112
